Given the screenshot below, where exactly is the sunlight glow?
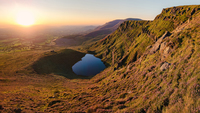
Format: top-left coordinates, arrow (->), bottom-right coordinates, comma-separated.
16,10 -> 35,26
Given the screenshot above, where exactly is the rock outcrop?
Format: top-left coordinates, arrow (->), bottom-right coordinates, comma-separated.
150,31 -> 171,54
160,62 -> 171,71
86,5 -> 200,113
160,42 -> 172,59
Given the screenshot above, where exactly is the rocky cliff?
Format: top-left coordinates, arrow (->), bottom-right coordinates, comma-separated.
87,5 -> 200,112
1,5 -> 200,113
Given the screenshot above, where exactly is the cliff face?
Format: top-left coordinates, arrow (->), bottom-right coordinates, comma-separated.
87,5 -> 200,112
89,5 -> 200,66
1,5 -> 199,113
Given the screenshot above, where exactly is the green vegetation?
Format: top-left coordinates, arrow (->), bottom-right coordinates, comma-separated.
1,5 -> 200,113
87,5 -> 200,112
0,34 -> 58,54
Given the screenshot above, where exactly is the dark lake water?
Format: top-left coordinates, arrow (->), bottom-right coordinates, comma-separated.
72,54 -> 106,76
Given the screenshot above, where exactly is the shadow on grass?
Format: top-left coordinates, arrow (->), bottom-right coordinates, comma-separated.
32,49 -> 94,79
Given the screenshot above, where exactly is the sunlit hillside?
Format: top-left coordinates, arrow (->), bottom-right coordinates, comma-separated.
0,1 -> 200,113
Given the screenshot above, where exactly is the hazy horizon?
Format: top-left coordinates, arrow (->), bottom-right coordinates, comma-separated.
1,0 -> 200,26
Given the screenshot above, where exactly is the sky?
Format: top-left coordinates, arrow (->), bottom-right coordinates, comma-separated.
0,0 -> 200,26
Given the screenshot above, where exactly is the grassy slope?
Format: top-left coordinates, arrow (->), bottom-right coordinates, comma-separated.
87,5 -> 200,112
0,5 -> 200,113
0,49 -> 93,112
89,5 -> 200,66
89,20 -> 153,66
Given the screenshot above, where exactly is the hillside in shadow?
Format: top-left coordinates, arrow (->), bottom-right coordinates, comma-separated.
32,49 -> 92,79
1,5 -> 200,113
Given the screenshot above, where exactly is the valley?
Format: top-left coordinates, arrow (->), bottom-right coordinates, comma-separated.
0,5 -> 200,113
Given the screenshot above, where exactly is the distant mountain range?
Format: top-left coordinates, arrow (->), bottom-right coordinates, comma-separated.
55,18 -> 142,46
95,18 -> 142,31
84,18 -> 141,38
1,5 -> 200,113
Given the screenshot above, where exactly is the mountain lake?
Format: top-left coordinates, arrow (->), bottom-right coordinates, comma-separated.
72,54 -> 106,76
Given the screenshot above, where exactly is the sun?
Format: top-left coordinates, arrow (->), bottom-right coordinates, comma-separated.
16,10 -> 35,26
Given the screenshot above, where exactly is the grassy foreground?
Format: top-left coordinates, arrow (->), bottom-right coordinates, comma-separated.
0,49 -> 95,112
0,5 -> 200,113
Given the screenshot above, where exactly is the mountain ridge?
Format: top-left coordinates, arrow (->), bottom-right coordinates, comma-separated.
0,5 -> 200,113
86,5 -> 200,112
55,18 -> 141,46
93,18 -> 142,31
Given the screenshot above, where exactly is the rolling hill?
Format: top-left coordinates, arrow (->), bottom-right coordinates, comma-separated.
0,5 -> 200,113
55,18 -> 141,47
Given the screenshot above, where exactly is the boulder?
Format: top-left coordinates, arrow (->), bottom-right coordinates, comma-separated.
160,42 -> 167,51
163,47 -> 171,55
150,31 -> 171,54
160,62 -> 171,71
160,42 -> 171,59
